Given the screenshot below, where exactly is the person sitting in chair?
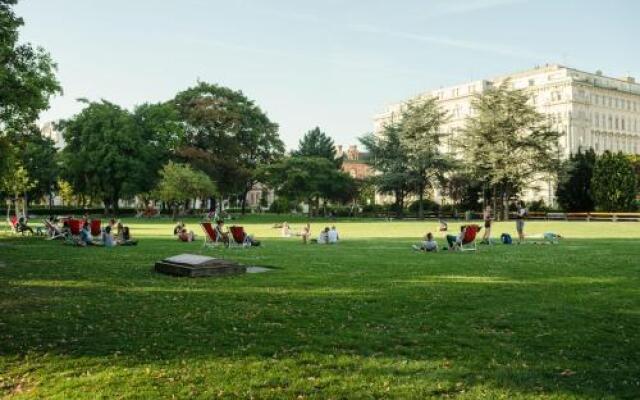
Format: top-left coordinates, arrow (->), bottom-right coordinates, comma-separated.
413,232 -> 439,252
214,220 -> 230,245
446,225 -> 467,251
17,217 -> 34,235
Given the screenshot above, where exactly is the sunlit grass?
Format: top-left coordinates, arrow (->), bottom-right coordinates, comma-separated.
1,217 -> 639,399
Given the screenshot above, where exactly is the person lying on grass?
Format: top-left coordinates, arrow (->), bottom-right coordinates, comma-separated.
413,232 -> 439,252
527,232 -> 563,244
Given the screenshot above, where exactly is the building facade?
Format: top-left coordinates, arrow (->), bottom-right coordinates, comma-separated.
374,64 -> 640,203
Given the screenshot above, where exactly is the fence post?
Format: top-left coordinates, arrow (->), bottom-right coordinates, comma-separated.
612,213 -> 617,222
586,213 -> 590,222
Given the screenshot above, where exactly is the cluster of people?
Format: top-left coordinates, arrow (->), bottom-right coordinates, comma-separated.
412,201 -> 563,252
174,219 -> 260,247
280,222 -> 340,245
76,219 -> 137,247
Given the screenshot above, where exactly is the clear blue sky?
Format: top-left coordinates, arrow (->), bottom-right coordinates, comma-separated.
16,0 -> 640,149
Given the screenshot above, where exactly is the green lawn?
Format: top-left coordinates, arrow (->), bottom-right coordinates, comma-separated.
1,217 -> 639,399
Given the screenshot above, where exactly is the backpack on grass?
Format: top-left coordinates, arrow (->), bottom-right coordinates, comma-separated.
501,233 -> 512,245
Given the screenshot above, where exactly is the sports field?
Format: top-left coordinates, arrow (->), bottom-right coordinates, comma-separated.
1,217 -> 639,399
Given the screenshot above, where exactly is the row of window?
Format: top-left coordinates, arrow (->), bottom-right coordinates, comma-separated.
593,113 -> 639,132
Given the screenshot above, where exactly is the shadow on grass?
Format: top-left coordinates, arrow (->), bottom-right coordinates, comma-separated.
0,237 -> 639,398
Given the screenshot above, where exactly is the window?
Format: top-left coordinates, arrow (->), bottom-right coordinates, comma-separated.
594,113 -> 600,127
615,117 -> 619,130
608,97 -> 612,107
622,118 -> 625,131
608,116 -> 613,129
528,79 -> 535,87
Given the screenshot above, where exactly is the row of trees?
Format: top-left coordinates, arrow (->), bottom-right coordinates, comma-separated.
556,149 -> 639,211
1,0 -> 637,218
361,83 -> 563,219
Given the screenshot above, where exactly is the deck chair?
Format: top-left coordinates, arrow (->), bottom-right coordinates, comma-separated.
68,219 -> 82,236
43,219 -> 65,240
229,226 -> 250,248
200,222 -> 225,248
90,219 -> 102,237
8,216 -> 19,234
460,224 -> 481,252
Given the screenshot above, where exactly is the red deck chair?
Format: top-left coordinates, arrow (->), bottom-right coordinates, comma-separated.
200,222 -> 224,248
8,216 -> 19,234
68,219 -> 82,236
460,224 -> 481,251
229,226 -> 249,247
90,219 -> 101,236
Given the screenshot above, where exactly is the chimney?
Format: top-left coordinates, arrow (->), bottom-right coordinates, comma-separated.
595,70 -> 603,76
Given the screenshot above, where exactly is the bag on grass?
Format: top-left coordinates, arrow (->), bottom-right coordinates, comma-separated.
501,233 -> 512,245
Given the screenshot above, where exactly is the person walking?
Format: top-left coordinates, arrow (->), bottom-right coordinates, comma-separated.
481,205 -> 493,244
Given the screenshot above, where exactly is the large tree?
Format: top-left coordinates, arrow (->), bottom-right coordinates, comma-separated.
398,97 -> 451,219
360,123 -> 413,218
458,82 -> 561,219
131,102 -> 185,197
59,100 -> 148,214
591,151 -> 637,211
261,156 -> 356,216
556,148 -> 596,212
154,161 -> 217,220
0,0 -> 60,135
292,127 -> 341,167
173,83 -> 283,213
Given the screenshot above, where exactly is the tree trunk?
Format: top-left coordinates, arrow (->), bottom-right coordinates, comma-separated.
417,184 -> 425,220
22,191 -> 28,218
240,188 -> 249,215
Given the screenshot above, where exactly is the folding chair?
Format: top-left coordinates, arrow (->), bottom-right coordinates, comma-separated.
43,219 -> 65,240
7,216 -> 19,235
200,222 -> 226,248
460,224 -> 481,252
90,219 -> 102,237
229,226 -> 250,248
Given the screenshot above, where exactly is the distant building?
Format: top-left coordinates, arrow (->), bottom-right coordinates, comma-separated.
374,64 -> 640,204
40,122 -> 65,149
336,144 -> 373,179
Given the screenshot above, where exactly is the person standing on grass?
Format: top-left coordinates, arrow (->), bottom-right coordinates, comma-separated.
515,201 -> 527,244
481,205 -> 493,244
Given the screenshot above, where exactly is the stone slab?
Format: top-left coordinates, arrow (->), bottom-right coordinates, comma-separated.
155,254 -> 246,278
246,266 -> 271,274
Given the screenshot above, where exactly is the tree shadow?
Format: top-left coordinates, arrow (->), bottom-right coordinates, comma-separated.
0,237 -> 639,398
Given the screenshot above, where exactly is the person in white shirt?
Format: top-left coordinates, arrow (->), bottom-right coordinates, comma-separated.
413,232 -> 438,252
317,227 -> 329,244
327,226 -> 339,244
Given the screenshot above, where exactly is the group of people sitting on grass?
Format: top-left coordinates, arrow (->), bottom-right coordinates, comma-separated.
413,202 -> 562,253
76,219 -> 137,247
280,222 -> 340,245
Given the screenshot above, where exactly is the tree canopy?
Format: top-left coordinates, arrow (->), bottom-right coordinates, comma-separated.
0,0 -> 61,135
154,161 -> 217,219
556,148 -> 596,212
173,82 -> 284,212
458,81 -> 561,218
58,100 -> 148,213
591,151 -> 637,211
292,127 -> 341,167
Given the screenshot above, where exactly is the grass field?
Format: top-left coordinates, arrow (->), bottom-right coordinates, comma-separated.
1,217 -> 639,399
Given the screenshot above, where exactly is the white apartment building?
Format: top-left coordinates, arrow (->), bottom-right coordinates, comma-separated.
40,121 -> 65,149
374,64 -> 640,204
